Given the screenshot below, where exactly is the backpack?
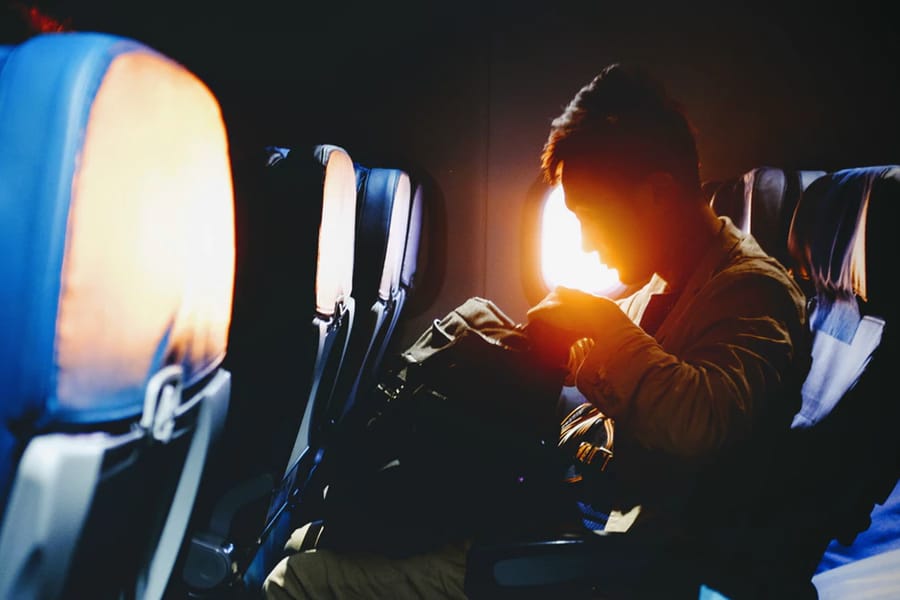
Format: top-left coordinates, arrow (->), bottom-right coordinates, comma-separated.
318,296 -> 577,557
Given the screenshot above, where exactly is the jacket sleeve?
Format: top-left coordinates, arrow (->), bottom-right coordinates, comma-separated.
574,272 -> 804,458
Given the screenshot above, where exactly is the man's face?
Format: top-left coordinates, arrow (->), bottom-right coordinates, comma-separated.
560,164 -> 656,285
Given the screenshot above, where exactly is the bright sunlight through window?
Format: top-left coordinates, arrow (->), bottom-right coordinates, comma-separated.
540,184 -> 621,294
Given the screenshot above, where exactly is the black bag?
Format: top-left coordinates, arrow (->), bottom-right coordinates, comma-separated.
319,296 -> 577,557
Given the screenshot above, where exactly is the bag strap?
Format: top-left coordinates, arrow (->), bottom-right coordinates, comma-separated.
559,402 -> 615,472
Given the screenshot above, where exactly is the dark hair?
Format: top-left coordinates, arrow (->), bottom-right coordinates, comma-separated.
540,63 -> 700,192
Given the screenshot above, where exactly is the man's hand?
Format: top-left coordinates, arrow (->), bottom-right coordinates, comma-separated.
526,286 -> 619,342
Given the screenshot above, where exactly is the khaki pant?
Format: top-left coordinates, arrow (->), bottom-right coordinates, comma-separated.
263,523 -> 470,600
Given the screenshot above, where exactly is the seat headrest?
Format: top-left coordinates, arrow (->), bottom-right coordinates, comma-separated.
259,144 -> 357,318
400,181 -> 424,290
0,32 -> 235,428
314,145 -> 357,316
788,165 -> 899,310
353,166 -> 411,308
711,166 -> 825,268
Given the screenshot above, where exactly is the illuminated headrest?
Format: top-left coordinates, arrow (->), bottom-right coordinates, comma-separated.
0,33 -> 235,428
353,166 -> 411,307
258,144 -> 356,319
788,166 -> 899,308
400,181 -> 424,290
315,145 -> 357,316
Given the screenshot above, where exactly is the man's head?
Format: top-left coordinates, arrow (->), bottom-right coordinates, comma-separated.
540,63 -> 705,285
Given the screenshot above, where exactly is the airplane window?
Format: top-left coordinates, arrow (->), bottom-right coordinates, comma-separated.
540,184 -> 621,294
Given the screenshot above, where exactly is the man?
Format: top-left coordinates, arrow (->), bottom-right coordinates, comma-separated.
526,62 -> 812,597
264,62 -> 811,599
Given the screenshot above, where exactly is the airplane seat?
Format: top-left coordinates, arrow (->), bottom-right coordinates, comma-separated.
695,164 -> 900,597
0,31 -> 235,600
297,162 -> 414,532
464,165 -> 900,599
392,169 -> 447,325
333,167 -> 425,472
237,164 -> 417,595
376,175 -> 424,370
812,486 -> 900,600
701,179 -> 724,203
709,165 -> 826,274
178,144 -> 357,595
326,164 -> 412,428
783,165 -> 900,598
234,162 -> 444,598
284,161 -> 424,472
229,143 -> 357,478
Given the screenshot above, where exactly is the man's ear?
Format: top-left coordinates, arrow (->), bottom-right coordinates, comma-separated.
645,172 -> 678,205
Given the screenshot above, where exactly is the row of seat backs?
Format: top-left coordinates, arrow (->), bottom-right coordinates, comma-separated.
177,142 -> 428,594
0,30 -> 434,600
708,165 -> 900,590
0,30 -> 428,599
0,32 -> 236,600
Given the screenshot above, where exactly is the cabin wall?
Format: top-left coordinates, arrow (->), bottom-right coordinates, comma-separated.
66,0 -> 900,350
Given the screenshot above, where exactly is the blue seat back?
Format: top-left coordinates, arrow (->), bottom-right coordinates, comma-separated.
708,165 -> 899,593
0,31 -> 235,599
182,144 -> 357,594
782,166 -> 900,583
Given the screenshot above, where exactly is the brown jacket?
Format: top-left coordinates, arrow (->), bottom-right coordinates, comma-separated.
572,216 -> 811,533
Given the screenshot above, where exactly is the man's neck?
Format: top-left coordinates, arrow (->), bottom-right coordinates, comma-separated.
658,205 -> 722,293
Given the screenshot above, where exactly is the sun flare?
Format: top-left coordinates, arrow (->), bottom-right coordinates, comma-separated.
540,184 -> 621,294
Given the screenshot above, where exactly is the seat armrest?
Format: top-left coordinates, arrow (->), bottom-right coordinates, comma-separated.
464,530 -> 673,599
182,473 -> 275,592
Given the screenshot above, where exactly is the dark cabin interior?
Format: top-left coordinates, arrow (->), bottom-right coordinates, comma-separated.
44,0 -> 899,343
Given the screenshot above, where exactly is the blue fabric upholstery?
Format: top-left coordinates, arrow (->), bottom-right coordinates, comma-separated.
0,34 -> 147,443
818,480 -> 900,573
788,166 -> 900,577
0,31 -> 235,599
777,165 -> 900,584
0,31 -> 234,505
